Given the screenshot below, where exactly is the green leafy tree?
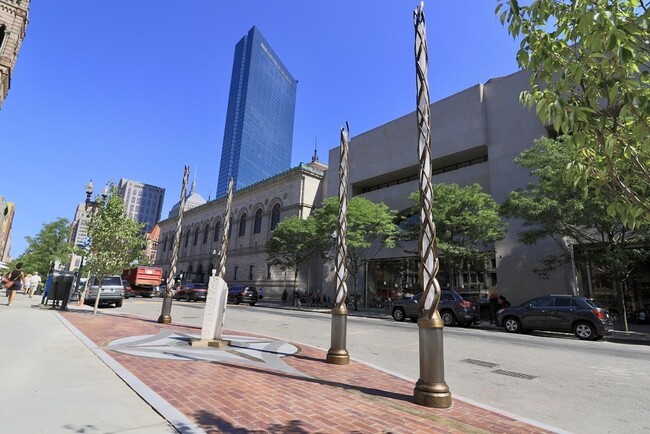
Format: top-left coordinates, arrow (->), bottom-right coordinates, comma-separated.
266,216 -> 330,299
17,217 -> 72,276
497,0 -> 650,228
85,185 -> 145,314
406,184 -> 507,290
500,137 -> 650,330
313,197 -> 399,298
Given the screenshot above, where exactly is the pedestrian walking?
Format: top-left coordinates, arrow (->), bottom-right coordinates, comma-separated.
23,273 -> 32,294
4,263 -> 25,306
28,272 -> 42,298
498,295 -> 511,309
281,288 -> 288,306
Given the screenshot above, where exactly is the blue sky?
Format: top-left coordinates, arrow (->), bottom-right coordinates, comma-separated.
1,1 -> 520,258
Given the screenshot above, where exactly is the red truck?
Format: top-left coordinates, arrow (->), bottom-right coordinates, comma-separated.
121,266 -> 164,298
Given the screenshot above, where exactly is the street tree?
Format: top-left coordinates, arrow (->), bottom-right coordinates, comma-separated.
266,216 -> 330,302
18,217 -> 72,276
313,197 -> 399,300
85,185 -> 145,314
500,137 -> 650,330
497,0 -> 650,228
406,184 -> 507,290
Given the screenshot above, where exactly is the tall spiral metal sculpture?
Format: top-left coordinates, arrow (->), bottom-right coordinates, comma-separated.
413,1 -> 451,408
327,123 -> 351,365
218,177 -> 234,279
158,165 -> 190,324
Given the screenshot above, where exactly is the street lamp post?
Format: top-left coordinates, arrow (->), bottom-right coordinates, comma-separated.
70,180 -> 108,310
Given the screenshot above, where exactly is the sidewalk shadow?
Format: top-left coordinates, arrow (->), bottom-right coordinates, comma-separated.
211,359 -> 412,403
193,409 -> 323,433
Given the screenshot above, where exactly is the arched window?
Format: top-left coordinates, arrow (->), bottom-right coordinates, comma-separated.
253,209 -> 263,234
187,264 -> 193,282
203,223 -> 210,244
270,204 -> 281,231
0,25 -> 6,50
213,221 -> 221,242
163,236 -> 168,252
193,227 -> 200,246
239,213 -> 247,237
184,228 -> 191,247
196,264 -> 203,283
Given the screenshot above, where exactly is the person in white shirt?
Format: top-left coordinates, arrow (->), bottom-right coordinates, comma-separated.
28,272 -> 42,298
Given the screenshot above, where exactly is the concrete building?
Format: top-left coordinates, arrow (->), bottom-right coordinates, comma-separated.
118,178 -> 165,233
0,0 -> 29,109
68,203 -> 90,271
0,195 -> 15,262
325,70 -> 572,306
155,162 -> 325,297
216,26 -> 298,197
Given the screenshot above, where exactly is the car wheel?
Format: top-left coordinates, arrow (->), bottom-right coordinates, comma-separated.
574,322 -> 597,340
186,294 -> 191,302
249,302 -> 256,306
115,299 -> 123,308
235,297 -> 242,305
410,316 -> 419,323
503,317 -> 522,333
392,307 -> 406,322
441,310 -> 457,326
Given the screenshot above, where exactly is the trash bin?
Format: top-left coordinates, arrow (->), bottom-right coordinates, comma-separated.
48,274 -> 74,309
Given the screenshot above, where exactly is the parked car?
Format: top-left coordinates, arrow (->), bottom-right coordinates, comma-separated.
174,283 -> 208,302
496,295 -> 613,340
227,285 -> 259,306
391,290 -> 479,326
122,279 -> 134,299
84,276 -> 125,307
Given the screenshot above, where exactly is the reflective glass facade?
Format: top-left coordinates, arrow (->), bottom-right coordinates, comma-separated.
118,178 -> 165,233
216,26 -> 297,197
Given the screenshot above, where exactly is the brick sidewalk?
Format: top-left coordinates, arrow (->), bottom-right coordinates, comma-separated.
61,310 -> 553,433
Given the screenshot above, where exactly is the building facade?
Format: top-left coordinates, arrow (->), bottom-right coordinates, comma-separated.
0,0 -> 29,109
325,70 -> 575,306
118,178 -> 165,233
156,163 -> 325,298
68,203 -> 90,271
0,195 -> 15,261
216,26 -> 297,197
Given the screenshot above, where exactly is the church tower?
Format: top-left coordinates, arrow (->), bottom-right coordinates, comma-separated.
0,0 -> 29,109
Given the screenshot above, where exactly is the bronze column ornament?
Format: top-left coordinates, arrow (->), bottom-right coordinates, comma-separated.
158,166 -> 190,324
413,2 -> 452,408
327,123 -> 350,365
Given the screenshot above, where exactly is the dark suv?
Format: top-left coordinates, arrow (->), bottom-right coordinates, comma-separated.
391,290 -> 479,326
496,295 -> 613,340
227,285 -> 259,306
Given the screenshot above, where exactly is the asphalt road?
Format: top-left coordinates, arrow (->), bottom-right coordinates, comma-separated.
117,298 -> 650,433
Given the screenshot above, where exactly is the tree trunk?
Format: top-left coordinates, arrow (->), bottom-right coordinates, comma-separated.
93,281 -> 102,315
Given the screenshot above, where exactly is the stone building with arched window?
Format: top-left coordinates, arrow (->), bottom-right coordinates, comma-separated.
155,161 -> 326,298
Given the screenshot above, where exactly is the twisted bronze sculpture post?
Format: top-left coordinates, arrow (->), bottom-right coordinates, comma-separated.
413,1 -> 451,408
327,123 -> 350,365
158,165 -> 190,324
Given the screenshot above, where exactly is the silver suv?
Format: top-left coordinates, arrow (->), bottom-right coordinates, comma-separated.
84,276 -> 125,307
391,290 -> 479,326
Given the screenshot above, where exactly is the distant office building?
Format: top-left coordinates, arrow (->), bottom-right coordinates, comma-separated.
0,195 -> 15,262
118,178 -> 165,233
216,26 -> 297,197
68,203 -> 90,271
0,0 -> 29,109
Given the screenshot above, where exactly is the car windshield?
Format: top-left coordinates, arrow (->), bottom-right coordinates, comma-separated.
91,276 -> 122,286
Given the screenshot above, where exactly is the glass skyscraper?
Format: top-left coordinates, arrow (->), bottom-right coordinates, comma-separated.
216,26 -> 297,197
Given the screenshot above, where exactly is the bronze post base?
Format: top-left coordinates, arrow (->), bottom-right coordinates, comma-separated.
327,307 -> 350,365
414,315 -> 452,408
157,294 -> 173,324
